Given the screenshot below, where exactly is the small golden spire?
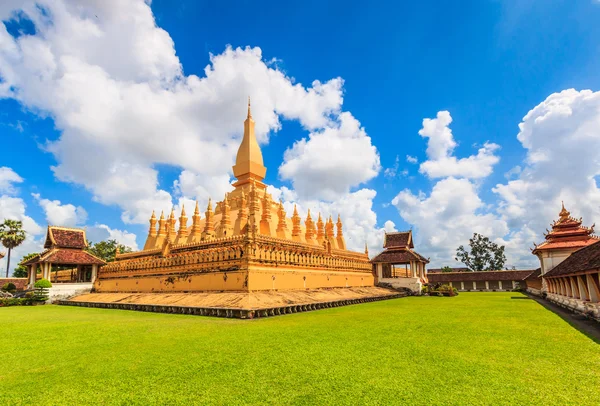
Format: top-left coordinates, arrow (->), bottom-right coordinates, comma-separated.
181,204 -> 186,216
150,210 -> 156,220
364,241 -> 369,256
194,200 -> 200,215
247,96 -> 252,119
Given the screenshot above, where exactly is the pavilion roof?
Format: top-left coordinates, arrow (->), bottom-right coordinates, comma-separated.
532,203 -> 597,254
383,231 -> 413,249
44,226 -> 88,249
370,248 -> 429,264
21,248 -> 105,266
544,240 -> 600,278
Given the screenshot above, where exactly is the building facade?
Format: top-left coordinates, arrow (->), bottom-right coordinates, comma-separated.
428,270 -> 537,292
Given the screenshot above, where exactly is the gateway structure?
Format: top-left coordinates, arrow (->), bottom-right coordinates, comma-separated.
94,101 -> 374,295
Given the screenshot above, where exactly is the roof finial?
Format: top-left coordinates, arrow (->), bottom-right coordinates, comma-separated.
247,96 -> 252,119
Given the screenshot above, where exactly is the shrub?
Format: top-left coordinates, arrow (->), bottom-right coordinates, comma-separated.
2,282 -> 16,293
0,297 -> 34,307
34,279 -> 52,302
34,279 -> 52,289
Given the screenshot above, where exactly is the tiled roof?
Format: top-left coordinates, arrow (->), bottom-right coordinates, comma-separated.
40,249 -> 105,265
544,240 -> 600,278
524,268 -> 541,281
20,248 -> 105,266
370,248 -> 428,264
532,238 -> 597,252
383,231 -> 413,249
428,270 -> 536,283
428,267 -> 470,273
45,226 -> 87,249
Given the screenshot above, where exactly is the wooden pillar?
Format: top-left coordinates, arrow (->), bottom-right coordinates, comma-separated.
411,261 -> 416,278
586,273 -> 600,303
460,281 -> 465,290
91,264 -> 98,283
29,264 -> 36,287
570,277 -> 579,298
499,280 -> 503,290
485,281 -> 490,291
472,281 -> 476,290
577,275 -> 589,301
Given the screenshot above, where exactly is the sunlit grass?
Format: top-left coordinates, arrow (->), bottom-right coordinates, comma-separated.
1,292 -> 598,405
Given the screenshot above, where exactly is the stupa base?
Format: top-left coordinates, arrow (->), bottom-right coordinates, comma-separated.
59,286 -> 406,319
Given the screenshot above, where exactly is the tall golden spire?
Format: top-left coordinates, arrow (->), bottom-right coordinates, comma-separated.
260,189 -> 272,236
148,210 -> 157,237
291,204 -> 302,241
202,198 -> 215,240
190,201 -> 202,239
317,213 -> 325,243
177,204 -> 188,240
157,211 -> 167,236
232,97 -> 267,187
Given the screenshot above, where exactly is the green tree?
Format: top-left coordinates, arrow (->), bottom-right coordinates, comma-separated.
0,220 -> 27,278
441,266 -> 454,273
86,239 -> 133,263
13,252 -> 38,278
455,233 -> 506,272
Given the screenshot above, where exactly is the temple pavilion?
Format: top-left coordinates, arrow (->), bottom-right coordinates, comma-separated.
94,100 -> 375,295
370,230 -> 429,292
21,226 -> 105,288
532,203 -> 600,320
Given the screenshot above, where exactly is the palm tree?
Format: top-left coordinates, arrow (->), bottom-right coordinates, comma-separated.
0,220 -> 27,278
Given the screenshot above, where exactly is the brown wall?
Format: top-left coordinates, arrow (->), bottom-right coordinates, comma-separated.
0,278 -> 27,291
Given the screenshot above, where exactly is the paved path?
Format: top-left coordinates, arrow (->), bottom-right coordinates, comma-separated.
525,292 -> 600,343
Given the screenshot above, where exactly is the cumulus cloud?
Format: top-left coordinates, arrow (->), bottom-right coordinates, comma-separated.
278,112 -> 380,200
32,193 -> 87,227
418,111 -> 500,179
392,177 -> 509,267
0,168 -> 43,274
0,0 -> 373,226
86,224 -> 139,251
493,89 -> 600,238
0,167 -> 23,195
406,155 -> 418,164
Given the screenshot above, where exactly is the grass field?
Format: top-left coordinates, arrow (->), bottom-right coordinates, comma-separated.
1,292 -> 599,405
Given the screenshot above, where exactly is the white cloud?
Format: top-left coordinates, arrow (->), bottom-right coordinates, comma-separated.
493,89 -> 600,239
406,155 -> 418,164
392,177 -> 509,267
418,111 -> 500,179
86,224 -> 139,251
0,167 -> 23,195
279,112 -> 380,200
32,193 -> 87,227
0,0 -> 370,226
384,156 -> 400,178
0,168 -> 44,274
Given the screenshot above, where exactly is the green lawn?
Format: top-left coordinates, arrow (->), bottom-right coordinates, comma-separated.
1,293 -> 599,405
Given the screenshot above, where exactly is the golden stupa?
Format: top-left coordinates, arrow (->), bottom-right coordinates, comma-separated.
96,100 -> 373,293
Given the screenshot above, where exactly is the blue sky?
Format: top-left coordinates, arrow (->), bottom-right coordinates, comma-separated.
2,0 -> 600,272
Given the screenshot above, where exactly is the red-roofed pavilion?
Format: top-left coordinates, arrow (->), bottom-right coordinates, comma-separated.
370,230 -> 429,292
20,226 -> 105,289
532,203 -> 597,293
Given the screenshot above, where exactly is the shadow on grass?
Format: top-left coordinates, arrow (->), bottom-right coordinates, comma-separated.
511,296 -> 531,300
525,292 -> 600,345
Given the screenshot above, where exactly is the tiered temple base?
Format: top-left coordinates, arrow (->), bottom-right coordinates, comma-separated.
60,286 -> 406,319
